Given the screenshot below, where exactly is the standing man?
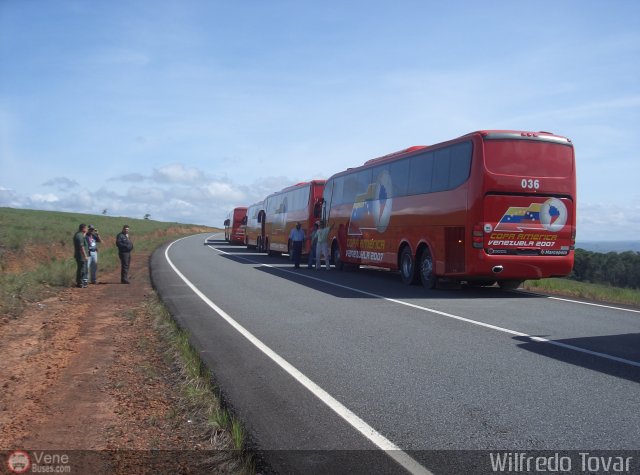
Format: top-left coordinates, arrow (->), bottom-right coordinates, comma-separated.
307,221 -> 319,269
116,224 -> 133,284
85,225 -> 102,284
73,223 -> 89,288
315,221 -> 333,271
289,222 -> 306,269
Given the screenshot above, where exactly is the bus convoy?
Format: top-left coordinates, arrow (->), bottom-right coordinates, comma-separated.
222,130 -> 576,290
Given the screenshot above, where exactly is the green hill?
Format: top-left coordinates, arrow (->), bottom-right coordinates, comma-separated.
0,207 -> 217,318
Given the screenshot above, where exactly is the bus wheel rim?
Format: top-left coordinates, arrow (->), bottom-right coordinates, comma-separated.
421,254 -> 433,280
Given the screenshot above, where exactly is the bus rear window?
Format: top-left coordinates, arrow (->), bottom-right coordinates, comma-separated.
484,140 -> 573,178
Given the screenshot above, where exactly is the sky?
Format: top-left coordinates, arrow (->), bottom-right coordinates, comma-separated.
1,1 -> 639,241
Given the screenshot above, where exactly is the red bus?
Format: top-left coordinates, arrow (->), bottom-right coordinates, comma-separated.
264,180 -> 326,256
321,130 -> 576,289
223,207 -> 247,244
244,201 -> 266,250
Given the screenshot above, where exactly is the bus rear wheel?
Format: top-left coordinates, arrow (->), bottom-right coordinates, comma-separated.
498,279 -> 523,290
400,247 -> 418,285
418,248 -> 436,289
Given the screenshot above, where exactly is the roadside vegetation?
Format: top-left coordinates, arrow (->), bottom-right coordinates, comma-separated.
148,295 -> 255,473
522,247 -> 640,308
523,277 -> 640,308
570,248 -> 640,290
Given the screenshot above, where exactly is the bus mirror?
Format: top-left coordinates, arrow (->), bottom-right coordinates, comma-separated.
224,219 -> 230,226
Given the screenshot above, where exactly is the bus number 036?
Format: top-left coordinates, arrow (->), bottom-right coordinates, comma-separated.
521,178 -> 540,190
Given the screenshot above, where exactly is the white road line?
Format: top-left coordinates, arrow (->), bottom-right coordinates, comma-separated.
545,295 -> 640,314
166,237 -> 433,475
205,237 -> 640,369
516,287 -> 640,314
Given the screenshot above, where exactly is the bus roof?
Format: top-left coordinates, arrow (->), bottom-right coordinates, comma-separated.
363,145 -> 427,166
232,206 -> 247,213
269,179 -> 326,196
473,130 -> 573,146
330,130 -> 573,178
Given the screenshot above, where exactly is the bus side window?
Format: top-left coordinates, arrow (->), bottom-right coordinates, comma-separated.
432,148 -> 450,193
332,177 -> 344,205
391,159 -> 409,197
408,152 -> 434,195
449,142 -> 473,189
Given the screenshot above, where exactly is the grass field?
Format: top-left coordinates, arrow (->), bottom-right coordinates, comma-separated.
0,207 -> 217,318
523,277 -> 640,308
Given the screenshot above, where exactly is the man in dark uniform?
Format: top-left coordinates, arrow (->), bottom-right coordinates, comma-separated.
73,223 -> 89,288
116,224 -> 133,284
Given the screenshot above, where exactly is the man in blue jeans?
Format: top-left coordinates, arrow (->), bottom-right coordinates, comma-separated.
307,221 -> 319,268
289,222 -> 306,269
85,225 -> 102,284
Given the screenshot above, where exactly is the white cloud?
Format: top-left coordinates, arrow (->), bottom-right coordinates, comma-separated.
127,186 -> 166,203
111,173 -> 147,183
42,177 -> 79,191
152,164 -> 207,185
205,181 -> 245,201
578,201 -> 640,241
30,193 -> 59,203
0,186 -> 20,207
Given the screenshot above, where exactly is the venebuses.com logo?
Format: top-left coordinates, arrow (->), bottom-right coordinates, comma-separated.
6,451 -> 30,474
6,450 -> 71,474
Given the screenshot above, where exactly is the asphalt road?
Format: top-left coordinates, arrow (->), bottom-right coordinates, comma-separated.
150,233 -> 640,474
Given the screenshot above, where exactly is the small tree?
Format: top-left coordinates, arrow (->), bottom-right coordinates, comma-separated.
144,213 -> 151,220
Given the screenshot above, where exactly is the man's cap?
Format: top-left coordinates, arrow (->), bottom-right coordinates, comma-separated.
88,225 -> 95,230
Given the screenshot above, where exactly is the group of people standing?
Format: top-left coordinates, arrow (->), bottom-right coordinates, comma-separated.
288,220 -> 333,270
73,224 -> 133,288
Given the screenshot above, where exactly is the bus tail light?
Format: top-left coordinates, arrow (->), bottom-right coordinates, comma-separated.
570,227 -> 576,250
472,224 -> 483,249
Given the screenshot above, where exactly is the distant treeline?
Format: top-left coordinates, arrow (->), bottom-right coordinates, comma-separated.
571,248 -> 640,289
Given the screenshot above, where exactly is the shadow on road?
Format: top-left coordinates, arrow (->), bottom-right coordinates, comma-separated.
514,333 -> 640,384
205,240 -> 546,302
